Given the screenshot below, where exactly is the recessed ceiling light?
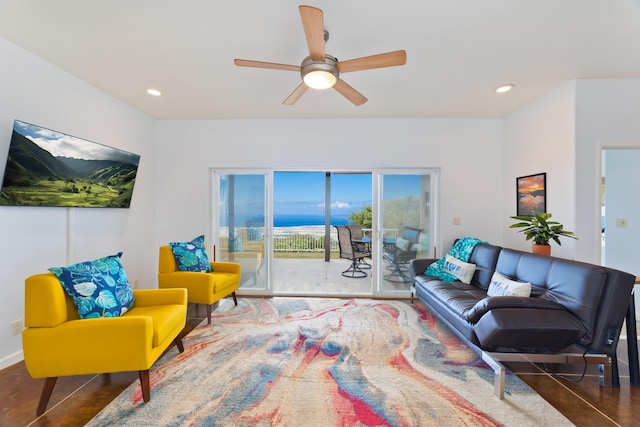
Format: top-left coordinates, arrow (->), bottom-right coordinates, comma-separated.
146,88 -> 162,96
495,84 -> 514,94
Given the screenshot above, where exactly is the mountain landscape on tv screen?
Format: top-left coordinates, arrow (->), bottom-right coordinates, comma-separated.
0,125 -> 140,208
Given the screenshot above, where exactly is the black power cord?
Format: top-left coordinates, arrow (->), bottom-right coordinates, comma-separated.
541,348 -> 589,383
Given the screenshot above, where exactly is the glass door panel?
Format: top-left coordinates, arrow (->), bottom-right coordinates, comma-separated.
216,172 -> 268,291
272,172 -> 326,294
329,172 -> 373,294
377,171 -> 435,294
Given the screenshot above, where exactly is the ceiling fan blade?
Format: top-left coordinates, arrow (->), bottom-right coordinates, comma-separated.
333,79 -> 368,106
283,83 -> 309,105
299,5 -> 325,61
337,50 -> 407,73
234,59 -> 300,72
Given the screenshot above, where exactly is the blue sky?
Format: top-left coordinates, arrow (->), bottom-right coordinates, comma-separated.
273,172 -> 420,216
274,172 -> 371,216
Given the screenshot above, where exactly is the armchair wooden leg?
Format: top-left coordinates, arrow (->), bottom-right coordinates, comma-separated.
36,377 -> 57,416
206,304 -> 212,324
232,291 -> 238,306
174,333 -> 185,353
139,370 -> 151,402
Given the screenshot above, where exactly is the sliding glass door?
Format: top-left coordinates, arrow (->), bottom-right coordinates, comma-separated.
212,168 -> 437,297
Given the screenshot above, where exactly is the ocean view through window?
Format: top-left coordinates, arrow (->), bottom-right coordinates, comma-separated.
273,214 -> 350,227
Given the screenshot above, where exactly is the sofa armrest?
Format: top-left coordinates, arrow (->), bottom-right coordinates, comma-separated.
464,296 -> 565,323
410,258 -> 438,281
133,288 -> 187,307
210,261 -> 241,275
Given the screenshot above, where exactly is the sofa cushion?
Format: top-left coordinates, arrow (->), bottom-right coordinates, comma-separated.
467,243 -> 502,289
169,235 -> 213,272
49,252 -> 135,319
496,249 -> 608,345
487,272 -> 531,297
419,280 -> 488,319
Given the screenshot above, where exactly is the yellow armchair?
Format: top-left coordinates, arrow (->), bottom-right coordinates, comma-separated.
22,273 -> 188,416
158,245 -> 240,324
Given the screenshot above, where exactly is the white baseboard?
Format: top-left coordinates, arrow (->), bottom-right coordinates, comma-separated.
0,350 -> 24,371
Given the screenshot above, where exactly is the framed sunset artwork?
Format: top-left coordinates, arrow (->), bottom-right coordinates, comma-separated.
516,173 -> 546,216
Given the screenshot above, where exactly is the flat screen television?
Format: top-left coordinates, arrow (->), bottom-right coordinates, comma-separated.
0,120 -> 141,208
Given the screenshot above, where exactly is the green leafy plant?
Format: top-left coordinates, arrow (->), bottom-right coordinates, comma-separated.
509,213 -> 578,246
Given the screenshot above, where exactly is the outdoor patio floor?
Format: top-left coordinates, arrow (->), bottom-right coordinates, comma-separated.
237,256 -> 414,297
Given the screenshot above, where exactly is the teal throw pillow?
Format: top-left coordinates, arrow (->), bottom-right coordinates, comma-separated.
169,235 -> 213,272
49,252 -> 135,319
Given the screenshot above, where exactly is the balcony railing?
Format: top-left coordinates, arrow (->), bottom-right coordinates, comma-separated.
219,226 -> 401,254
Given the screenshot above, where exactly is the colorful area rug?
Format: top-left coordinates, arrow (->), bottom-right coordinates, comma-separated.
87,298 -> 573,426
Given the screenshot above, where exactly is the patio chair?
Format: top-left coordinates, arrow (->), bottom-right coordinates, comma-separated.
383,226 -> 423,282
335,226 -> 369,278
345,224 -> 371,269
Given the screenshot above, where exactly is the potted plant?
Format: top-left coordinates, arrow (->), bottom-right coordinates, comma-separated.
509,213 -> 577,255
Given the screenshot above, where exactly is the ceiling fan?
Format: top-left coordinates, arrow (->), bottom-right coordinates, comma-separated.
234,5 -> 407,106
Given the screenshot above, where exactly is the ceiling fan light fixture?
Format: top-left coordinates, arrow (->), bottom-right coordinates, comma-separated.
301,55 -> 339,90
303,70 -> 337,89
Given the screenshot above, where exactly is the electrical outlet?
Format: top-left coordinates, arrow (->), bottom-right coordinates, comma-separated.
11,319 -> 23,336
452,217 -> 461,225
133,279 -> 139,289
616,218 -> 628,228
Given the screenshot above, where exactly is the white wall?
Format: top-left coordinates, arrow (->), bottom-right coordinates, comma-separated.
604,149 -> 640,274
0,38 -> 156,368
575,79 -> 640,264
604,149 -> 640,316
503,81 -> 577,259
155,119 -> 504,254
574,80 -> 640,316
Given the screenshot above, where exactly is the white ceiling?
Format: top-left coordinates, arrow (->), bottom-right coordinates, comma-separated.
1,0 -> 639,120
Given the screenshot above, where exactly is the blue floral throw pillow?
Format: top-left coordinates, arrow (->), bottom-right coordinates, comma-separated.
48,252 -> 135,319
169,235 -> 213,272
